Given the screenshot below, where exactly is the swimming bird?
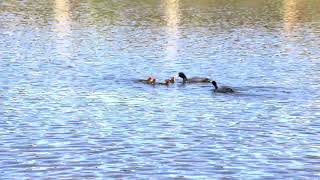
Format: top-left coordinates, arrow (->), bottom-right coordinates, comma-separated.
149,78 -> 156,85
178,72 -> 211,83
155,79 -> 171,86
212,81 -> 234,93
136,76 -> 155,84
169,77 -> 175,84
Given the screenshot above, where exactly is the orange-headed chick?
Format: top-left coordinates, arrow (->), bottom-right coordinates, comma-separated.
169,77 -> 175,84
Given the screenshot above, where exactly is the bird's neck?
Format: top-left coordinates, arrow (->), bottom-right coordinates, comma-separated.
213,84 -> 218,89
182,78 -> 187,83
182,76 -> 188,82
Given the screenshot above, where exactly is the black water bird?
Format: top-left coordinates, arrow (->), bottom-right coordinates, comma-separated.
212,81 -> 234,93
178,72 -> 211,83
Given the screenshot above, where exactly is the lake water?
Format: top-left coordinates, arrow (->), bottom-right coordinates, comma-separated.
1,0 -> 320,179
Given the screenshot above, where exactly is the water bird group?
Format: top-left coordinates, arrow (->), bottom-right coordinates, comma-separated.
136,76 -> 175,86
136,72 -> 234,93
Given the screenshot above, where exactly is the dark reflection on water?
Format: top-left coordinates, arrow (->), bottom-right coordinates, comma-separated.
1,0 -> 320,179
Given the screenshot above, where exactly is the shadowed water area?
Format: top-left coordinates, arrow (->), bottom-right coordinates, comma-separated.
1,0 -> 320,179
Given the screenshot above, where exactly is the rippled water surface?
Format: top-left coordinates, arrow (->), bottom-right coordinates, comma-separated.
1,0 -> 320,179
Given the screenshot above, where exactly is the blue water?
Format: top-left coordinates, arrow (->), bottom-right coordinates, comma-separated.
1,0 -> 320,179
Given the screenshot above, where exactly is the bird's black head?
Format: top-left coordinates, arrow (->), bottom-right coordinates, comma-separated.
178,72 -> 187,80
211,81 -> 218,89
